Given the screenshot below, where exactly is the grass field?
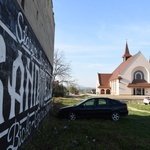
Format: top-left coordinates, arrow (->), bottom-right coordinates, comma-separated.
128,103 -> 150,111
23,96 -> 150,150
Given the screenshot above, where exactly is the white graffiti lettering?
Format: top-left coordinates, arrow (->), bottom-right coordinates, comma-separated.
0,10 -> 52,150
16,12 -> 37,56
25,58 -> 34,110
16,12 -> 28,46
0,81 -> 4,124
8,51 -> 25,119
0,35 -> 6,63
7,115 -> 32,150
16,12 -> 25,44
34,64 -> 40,106
0,8 -> 52,123
0,35 -> 6,124
6,104 -> 51,150
7,121 -> 20,150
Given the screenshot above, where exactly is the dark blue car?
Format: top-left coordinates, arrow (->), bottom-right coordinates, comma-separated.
57,97 -> 128,121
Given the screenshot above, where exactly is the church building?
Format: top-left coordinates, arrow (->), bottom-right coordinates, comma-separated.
96,43 -> 150,95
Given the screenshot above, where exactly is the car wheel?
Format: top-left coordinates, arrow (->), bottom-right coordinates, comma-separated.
69,112 -> 76,121
111,111 -> 120,121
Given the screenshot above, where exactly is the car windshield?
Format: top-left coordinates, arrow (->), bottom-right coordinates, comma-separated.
76,99 -> 89,106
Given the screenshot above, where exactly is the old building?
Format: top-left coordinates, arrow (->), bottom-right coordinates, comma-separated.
96,43 -> 150,95
0,0 -> 55,149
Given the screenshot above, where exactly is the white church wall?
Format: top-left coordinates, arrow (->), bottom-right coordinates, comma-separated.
118,52 -> 150,95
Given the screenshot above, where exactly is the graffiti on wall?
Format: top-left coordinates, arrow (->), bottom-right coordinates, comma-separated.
0,1 -> 53,149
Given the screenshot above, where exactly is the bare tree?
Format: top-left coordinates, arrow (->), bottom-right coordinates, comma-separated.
53,49 -> 73,84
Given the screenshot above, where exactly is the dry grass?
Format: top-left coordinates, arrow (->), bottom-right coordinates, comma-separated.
23,95 -> 150,150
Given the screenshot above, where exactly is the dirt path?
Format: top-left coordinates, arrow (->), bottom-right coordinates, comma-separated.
128,106 -> 150,113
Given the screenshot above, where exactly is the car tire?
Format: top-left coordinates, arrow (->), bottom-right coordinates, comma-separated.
111,111 -> 120,121
69,112 -> 76,121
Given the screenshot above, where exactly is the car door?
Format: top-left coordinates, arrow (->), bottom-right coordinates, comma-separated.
78,98 -> 97,118
95,98 -> 111,118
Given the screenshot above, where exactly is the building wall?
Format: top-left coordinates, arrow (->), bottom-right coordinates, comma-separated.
119,52 -> 150,95
16,0 -> 55,65
110,80 -> 119,95
0,0 -> 55,149
96,75 -> 100,94
145,88 -> 150,95
119,78 -> 132,95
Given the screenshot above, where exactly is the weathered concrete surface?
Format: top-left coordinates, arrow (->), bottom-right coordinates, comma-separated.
17,0 -> 55,64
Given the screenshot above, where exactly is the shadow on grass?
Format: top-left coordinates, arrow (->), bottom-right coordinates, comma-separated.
23,96 -> 150,150
23,110 -> 150,150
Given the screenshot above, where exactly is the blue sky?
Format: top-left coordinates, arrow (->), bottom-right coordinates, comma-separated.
53,0 -> 150,88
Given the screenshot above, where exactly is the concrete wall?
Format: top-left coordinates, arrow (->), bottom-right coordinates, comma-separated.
17,0 -> 55,64
0,0 -> 55,149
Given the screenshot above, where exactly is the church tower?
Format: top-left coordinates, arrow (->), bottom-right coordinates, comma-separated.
122,42 -> 132,61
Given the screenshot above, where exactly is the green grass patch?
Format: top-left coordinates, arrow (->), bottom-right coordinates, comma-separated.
22,96 -> 150,150
128,103 -> 150,111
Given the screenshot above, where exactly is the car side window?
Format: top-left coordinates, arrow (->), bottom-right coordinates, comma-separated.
111,100 -> 120,105
98,99 -> 107,105
83,99 -> 95,106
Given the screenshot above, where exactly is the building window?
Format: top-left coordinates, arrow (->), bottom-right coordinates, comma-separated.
134,71 -> 144,80
101,89 -> 105,94
106,89 -> 110,94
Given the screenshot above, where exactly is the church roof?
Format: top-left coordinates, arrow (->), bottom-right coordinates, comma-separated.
97,53 -> 138,88
97,42 -> 146,90
97,73 -> 112,88
109,53 -> 137,81
128,79 -> 150,88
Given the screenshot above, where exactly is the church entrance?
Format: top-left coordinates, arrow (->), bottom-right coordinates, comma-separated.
133,88 -> 145,95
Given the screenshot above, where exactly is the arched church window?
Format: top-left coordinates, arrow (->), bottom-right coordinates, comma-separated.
101,89 -> 105,94
134,71 -> 144,80
106,89 -> 110,94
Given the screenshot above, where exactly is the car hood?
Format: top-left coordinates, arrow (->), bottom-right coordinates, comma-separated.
59,105 -> 76,110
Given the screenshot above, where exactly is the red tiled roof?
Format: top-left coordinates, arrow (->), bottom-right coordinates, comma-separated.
128,79 -> 150,88
109,53 -> 137,81
98,73 -> 112,88
97,50 -> 142,88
